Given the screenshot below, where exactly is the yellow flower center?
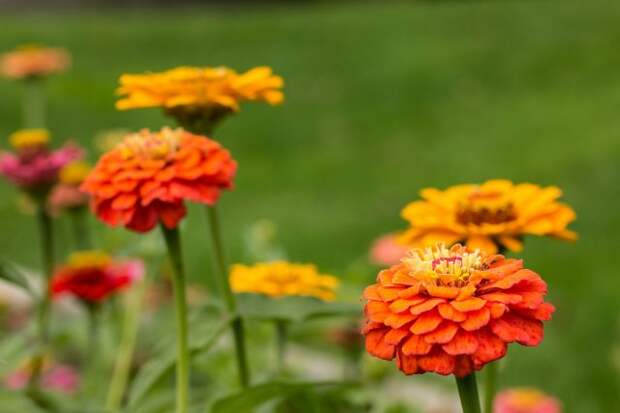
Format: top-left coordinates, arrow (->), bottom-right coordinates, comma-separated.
9,128 -> 50,150
509,388 -> 546,408
456,190 -> 517,225
59,161 -> 91,185
403,244 -> 484,287
67,250 -> 111,269
118,127 -> 181,160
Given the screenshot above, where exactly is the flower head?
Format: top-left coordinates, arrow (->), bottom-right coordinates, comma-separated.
81,127 -> 236,232
116,66 -> 284,132
49,161 -> 91,213
230,261 -> 339,301
0,129 -> 83,196
370,233 -> 410,266
494,388 -> 562,413
362,244 -> 554,377
5,361 -> 80,394
1,45 -> 70,79
399,180 -> 577,253
51,250 -> 143,303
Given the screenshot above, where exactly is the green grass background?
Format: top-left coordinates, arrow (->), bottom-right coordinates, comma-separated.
0,0 -> 619,411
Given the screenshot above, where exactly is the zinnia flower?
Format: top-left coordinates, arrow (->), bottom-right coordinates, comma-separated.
494,388 -> 562,413
0,129 -> 83,197
48,161 -> 91,213
1,45 -> 70,79
362,244 -> 554,377
50,250 -> 143,303
80,127 -> 236,232
230,261 -> 339,301
370,233 -> 410,266
399,180 -> 577,253
5,362 -> 80,394
116,66 -> 284,132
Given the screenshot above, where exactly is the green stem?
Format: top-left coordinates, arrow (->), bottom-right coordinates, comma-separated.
105,275 -> 147,412
483,362 -> 497,413
160,225 -> 189,413
23,77 -> 46,129
29,204 -> 54,390
206,206 -> 250,387
70,208 -> 91,250
455,373 -> 482,413
275,320 -> 288,374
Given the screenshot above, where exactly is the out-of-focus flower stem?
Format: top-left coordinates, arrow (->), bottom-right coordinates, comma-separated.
455,373 -> 482,413
483,362 -> 497,413
275,320 -> 288,374
23,77 -> 46,128
69,207 -> 92,250
160,225 -> 190,413
28,203 -> 55,391
206,206 -> 250,388
105,274 -> 147,412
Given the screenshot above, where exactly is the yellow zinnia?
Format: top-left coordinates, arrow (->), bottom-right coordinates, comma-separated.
230,261 -> 339,301
116,65 -> 283,133
399,179 -> 577,253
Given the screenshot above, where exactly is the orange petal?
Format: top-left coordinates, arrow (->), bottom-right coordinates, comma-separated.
365,301 -> 390,323
498,235 -> 523,252
466,235 -> 498,254
363,285 -> 381,301
473,329 -> 506,367
490,314 -> 543,346
461,307 -> 491,331
392,272 -> 419,286
438,303 -> 467,322
377,286 -> 401,301
417,351 -> 455,375
451,297 -> 486,312
389,298 -> 424,313
398,286 -> 422,299
384,328 -> 410,345
365,329 -> 396,360
424,322 -> 459,344
442,330 -> 479,355
453,356 -> 474,378
361,321 -> 382,335
396,350 -> 418,375
483,258 -> 523,278
385,312 -> 417,329
479,269 -> 545,293
410,298 -> 445,315
426,285 -> 460,299
489,303 -> 507,319
479,292 -> 523,305
410,310 -> 443,335
402,334 -> 433,356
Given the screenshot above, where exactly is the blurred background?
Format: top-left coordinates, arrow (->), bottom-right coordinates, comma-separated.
0,0 -> 619,412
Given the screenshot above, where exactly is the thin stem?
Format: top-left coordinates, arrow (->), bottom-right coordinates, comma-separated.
483,363 -> 497,413
29,204 -> 54,390
160,225 -> 189,413
105,275 -> 147,412
206,206 -> 250,387
69,208 -> 91,250
455,373 -> 482,413
275,320 -> 288,374
23,77 -> 46,129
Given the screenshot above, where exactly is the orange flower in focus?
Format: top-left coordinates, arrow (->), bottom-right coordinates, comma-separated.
1,45 -> 70,79
399,180 -> 577,253
362,244 -> 554,377
80,127 -> 236,232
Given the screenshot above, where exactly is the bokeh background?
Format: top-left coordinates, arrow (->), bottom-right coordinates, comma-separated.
0,1 -> 619,412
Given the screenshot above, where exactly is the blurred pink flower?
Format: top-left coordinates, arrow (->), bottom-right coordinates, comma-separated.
48,184 -> 89,213
5,363 -> 80,394
369,233 -> 409,266
1,46 -> 70,79
494,388 -> 562,413
0,143 -> 83,192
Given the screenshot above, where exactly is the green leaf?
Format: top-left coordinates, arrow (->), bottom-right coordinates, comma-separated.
0,260 -> 35,296
237,294 -> 360,323
209,380 -> 359,413
126,315 -> 231,409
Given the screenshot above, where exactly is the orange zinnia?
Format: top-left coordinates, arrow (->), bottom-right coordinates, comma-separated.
399,180 -> 577,253
362,244 -> 554,377
80,127 -> 236,232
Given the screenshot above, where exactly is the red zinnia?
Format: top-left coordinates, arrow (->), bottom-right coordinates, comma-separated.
80,127 -> 236,232
362,244 -> 554,377
51,251 -> 143,303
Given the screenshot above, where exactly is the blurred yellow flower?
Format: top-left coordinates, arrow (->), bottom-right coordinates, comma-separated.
9,128 -> 50,149
116,66 -> 283,111
399,179 -> 577,253
230,261 -> 339,301
59,161 -> 91,185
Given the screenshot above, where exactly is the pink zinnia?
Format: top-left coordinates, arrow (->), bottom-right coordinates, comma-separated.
0,137 -> 83,193
5,363 -> 80,394
494,388 -> 562,413
369,233 -> 409,266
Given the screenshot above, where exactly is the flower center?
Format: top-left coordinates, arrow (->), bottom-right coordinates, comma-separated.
67,250 -> 111,269
403,244 -> 484,287
59,161 -> 91,185
118,127 -> 181,160
456,190 -> 517,225
9,128 -> 50,150
509,389 -> 545,408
